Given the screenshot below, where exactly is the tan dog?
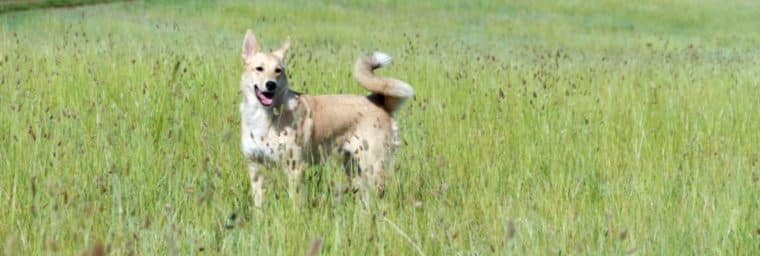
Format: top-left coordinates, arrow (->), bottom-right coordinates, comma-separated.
238,30 -> 413,207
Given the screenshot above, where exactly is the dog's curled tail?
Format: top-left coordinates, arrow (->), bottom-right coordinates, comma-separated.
355,52 -> 414,114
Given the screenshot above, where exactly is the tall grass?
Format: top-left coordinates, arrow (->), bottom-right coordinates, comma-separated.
1,0 -> 759,254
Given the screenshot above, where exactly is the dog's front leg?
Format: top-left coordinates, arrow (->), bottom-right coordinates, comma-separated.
284,164 -> 305,205
248,162 -> 265,207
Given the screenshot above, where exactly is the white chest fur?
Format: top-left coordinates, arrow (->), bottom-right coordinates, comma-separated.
239,101 -> 301,164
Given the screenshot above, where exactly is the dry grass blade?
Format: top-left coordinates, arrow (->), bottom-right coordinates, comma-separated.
384,217 -> 425,256
79,241 -> 105,256
306,238 -> 323,256
506,219 -> 516,241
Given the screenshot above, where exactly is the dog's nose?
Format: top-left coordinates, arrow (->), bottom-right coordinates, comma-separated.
265,81 -> 277,91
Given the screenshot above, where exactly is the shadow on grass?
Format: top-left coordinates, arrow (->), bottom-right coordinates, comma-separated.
0,0 -> 132,14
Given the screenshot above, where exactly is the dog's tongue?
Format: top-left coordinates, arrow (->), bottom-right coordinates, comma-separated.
256,90 -> 273,106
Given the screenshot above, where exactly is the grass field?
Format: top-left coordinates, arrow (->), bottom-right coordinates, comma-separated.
1,0 -> 759,254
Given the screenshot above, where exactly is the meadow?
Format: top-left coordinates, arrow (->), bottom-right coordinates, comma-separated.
1,0 -> 759,254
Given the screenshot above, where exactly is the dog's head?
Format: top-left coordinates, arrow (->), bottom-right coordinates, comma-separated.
240,30 -> 290,108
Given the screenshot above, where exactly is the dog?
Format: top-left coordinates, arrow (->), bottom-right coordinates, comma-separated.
238,30 -> 414,207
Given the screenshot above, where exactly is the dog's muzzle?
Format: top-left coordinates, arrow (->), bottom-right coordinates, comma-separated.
254,85 -> 275,107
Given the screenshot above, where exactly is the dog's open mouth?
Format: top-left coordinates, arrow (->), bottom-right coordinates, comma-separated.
255,86 -> 275,107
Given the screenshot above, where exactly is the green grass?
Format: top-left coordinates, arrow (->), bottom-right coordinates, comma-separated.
1,0 -> 759,254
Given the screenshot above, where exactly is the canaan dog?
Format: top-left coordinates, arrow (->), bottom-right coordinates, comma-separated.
238,30 -> 414,207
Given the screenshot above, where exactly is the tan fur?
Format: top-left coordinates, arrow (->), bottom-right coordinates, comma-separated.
238,30 -> 413,207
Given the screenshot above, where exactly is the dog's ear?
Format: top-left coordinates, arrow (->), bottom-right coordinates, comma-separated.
272,37 -> 290,60
242,29 -> 260,59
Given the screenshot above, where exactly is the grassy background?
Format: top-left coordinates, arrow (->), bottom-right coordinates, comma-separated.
1,0 -> 759,254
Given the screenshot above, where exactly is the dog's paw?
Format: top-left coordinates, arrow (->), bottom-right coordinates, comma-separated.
372,52 -> 392,67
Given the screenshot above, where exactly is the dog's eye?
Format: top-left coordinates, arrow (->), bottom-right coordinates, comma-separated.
274,68 -> 282,73
255,66 -> 264,72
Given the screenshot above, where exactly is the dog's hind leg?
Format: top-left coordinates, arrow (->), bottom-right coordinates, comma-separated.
341,133 -> 392,206
248,162 -> 265,208
342,150 -> 363,194
353,153 -> 388,207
